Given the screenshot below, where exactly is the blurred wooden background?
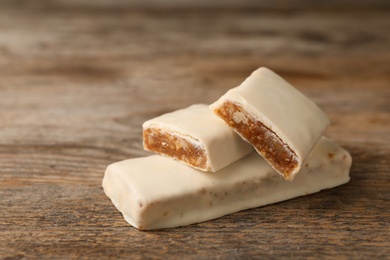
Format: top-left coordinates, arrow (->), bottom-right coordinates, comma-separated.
0,0 -> 389,259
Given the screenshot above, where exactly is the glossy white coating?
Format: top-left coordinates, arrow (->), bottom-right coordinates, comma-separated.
143,104 -> 253,172
210,67 -> 330,179
102,137 -> 351,230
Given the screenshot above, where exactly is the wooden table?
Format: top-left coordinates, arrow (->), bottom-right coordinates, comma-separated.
1,2 -> 389,259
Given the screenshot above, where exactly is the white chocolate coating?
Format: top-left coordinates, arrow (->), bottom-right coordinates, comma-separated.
143,104 -> 253,172
210,67 -> 330,179
102,137 -> 351,230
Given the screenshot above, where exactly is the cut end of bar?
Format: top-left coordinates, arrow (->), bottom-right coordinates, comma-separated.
213,101 -> 299,180
143,127 -> 209,171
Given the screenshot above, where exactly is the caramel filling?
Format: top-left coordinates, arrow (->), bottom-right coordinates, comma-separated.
214,102 -> 298,179
143,128 -> 208,170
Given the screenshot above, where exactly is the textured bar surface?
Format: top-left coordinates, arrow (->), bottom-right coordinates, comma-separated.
214,101 -> 299,178
103,137 -> 351,230
143,104 -> 253,172
210,67 -> 330,180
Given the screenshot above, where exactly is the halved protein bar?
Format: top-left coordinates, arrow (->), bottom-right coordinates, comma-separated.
210,67 -> 330,180
102,137 -> 351,230
143,104 -> 253,172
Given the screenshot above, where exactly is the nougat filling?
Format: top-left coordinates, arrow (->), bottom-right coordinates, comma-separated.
214,101 -> 299,179
143,128 -> 208,170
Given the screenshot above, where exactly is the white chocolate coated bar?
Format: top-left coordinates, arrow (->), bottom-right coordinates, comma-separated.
143,104 -> 253,172
102,137 -> 351,230
210,67 -> 330,180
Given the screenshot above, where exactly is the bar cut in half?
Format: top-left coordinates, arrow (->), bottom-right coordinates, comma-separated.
103,137 -> 351,230
143,104 -> 253,172
210,67 -> 330,180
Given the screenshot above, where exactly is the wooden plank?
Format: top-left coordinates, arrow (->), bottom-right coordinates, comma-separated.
0,2 -> 389,259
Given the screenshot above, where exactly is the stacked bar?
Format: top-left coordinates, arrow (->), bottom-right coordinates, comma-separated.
210,67 -> 330,180
143,104 -> 253,172
103,137 -> 351,230
102,67 -> 352,230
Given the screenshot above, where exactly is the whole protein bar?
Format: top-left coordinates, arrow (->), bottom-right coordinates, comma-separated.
143,104 -> 253,172
210,67 -> 330,180
102,137 -> 351,230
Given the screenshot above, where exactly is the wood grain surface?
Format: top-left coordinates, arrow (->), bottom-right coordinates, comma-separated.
1,1 -> 389,259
